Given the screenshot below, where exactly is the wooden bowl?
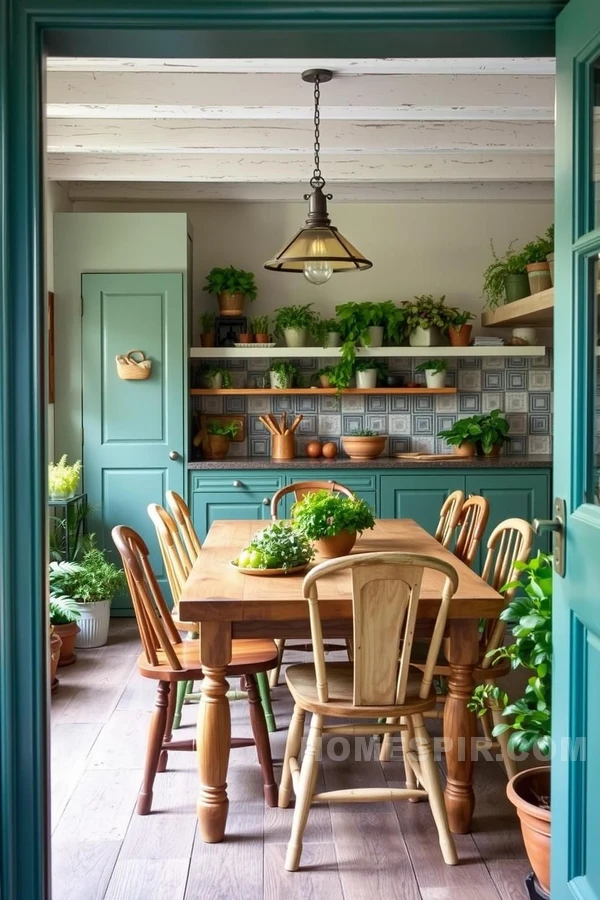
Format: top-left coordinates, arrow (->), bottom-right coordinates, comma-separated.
342,435 -> 386,460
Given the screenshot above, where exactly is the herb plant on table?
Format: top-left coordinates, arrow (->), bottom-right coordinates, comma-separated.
291,490 -> 375,540
235,522 -> 315,571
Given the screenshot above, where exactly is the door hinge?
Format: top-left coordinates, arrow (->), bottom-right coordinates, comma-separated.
533,497 -> 566,577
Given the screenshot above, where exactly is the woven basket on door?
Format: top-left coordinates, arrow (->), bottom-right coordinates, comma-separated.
115,350 -> 152,381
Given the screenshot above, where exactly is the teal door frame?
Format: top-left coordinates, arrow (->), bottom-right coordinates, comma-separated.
0,2 -> 566,898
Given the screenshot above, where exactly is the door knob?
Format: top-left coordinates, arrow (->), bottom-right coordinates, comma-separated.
233,480 -> 243,488
262,498 -> 270,506
533,497 -> 566,577
169,450 -> 180,461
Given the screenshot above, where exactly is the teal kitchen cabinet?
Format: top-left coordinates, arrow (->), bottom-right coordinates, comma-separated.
282,471 -> 377,518
191,473 -> 284,541
379,474 -> 466,537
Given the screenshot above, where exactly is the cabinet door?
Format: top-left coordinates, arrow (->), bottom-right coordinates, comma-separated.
380,473 -> 466,537
191,473 -> 283,541
465,472 -> 551,570
282,471 -> 377,519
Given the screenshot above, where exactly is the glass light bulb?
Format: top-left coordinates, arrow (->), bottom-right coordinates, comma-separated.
303,260 -> 333,285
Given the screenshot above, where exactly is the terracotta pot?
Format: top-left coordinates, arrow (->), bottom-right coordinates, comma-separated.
342,435 -> 386,460
507,767 -> 551,896
478,443 -> 502,457
218,291 -> 245,316
204,434 -> 231,460
200,332 -> 215,347
314,530 -> 357,559
255,333 -> 270,343
237,333 -> 253,343
448,324 -> 473,347
454,442 -> 476,458
50,632 -> 62,690
54,621 -> 80,666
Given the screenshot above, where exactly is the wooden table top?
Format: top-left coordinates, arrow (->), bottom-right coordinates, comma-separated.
179,519 -> 504,624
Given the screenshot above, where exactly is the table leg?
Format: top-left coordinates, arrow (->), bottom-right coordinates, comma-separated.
197,621 -> 232,843
443,618 -> 479,834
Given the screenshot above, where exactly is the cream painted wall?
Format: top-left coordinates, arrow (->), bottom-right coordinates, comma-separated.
72,198 -> 553,345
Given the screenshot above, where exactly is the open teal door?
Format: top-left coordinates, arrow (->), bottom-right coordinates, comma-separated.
554,2 -> 600,897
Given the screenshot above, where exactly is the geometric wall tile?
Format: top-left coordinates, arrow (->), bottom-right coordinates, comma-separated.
342,394 -> 365,413
295,395 -> 318,413
366,394 -> 388,412
342,414 -> 364,434
528,435 -> 551,455
459,393 -> 481,413
506,392 -> 528,412
414,414 -> 434,434
482,392 -> 504,412
506,412 -> 528,434
528,369 -> 552,391
389,414 -> 412,435
530,414 -> 551,433
366,414 -> 388,433
458,369 -> 482,391
483,371 -> 505,391
435,393 -> 458,413
390,396 -> 411,412
506,371 -> 527,390
224,395 -> 246,413
529,392 -> 551,412
413,395 -> 434,412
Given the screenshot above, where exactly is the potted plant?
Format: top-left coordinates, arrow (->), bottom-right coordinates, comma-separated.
49,626 -> 63,691
205,420 -> 240,459
273,303 -> 319,347
342,428 -> 386,460
438,416 -> 483,457
478,408 -> 510,456
470,552 -> 552,897
269,360 -> 298,390
48,455 -> 82,501
544,224 -> 555,285
49,562 -> 82,665
199,311 -> 216,347
199,365 -> 232,390
483,240 -> 530,308
315,317 -> 343,348
51,550 -> 125,649
447,309 -> 474,347
415,358 -> 448,389
354,358 -> 387,389
522,230 -> 553,294
250,315 -> 270,343
291,490 -> 376,558
203,265 -> 257,317
316,366 -> 335,388
402,295 -> 454,347
336,300 -> 404,350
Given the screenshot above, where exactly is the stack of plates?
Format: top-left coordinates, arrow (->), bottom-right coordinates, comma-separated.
472,336 -> 505,347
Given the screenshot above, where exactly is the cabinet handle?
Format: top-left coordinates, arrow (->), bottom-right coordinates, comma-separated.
262,498 -> 270,506
233,480 -> 243,488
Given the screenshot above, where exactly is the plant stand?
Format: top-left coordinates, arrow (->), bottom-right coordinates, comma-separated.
48,492 -> 88,562
525,873 -> 550,900
215,316 -> 248,347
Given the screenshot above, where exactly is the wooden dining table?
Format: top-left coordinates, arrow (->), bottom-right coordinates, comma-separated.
178,518 -> 504,844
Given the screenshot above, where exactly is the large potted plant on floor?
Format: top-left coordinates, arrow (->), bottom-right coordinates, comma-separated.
470,552 -> 552,898
273,303 -> 319,347
50,549 -> 125,648
291,490 -> 376,558
49,562 -> 82,666
203,265 -> 257,317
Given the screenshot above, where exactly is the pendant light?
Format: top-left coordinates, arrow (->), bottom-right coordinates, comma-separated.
264,69 -> 373,284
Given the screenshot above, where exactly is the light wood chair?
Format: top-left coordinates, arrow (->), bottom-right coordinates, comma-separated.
434,489 -> 465,548
165,490 -> 201,563
279,551 -> 460,872
398,517 -> 534,779
453,495 -> 490,569
112,524 -> 279,813
148,503 -> 276,731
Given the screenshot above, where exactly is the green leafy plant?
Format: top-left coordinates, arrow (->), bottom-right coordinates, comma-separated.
482,240 -> 528,309
49,548 -> 126,606
292,490 -> 376,539
249,315 -> 270,335
199,365 -> 232,389
269,360 -> 299,388
479,408 -> 510,454
49,561 -> 83,624
449,309 -> 475,328
203,266 -> 257,301
438,416 -> 484,449
415,359 -> 448,376
207,421 -> 240,438
469,552 -> 552,757
522,225 -> 554,265
199,311 -> 216,333
347,427 -> 379,437
273,303 -> 319,337
328,301 -> 405,390
48,455 -> 82,498
234,522 -> 315,571
314,317 -> 342,346
401,295 -> 455,333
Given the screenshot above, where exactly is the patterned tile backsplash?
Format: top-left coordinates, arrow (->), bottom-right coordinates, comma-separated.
191,352 -> 553,459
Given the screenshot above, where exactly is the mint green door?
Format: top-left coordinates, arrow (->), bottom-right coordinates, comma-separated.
82,273 -> 185,611
554,1 -> 600,896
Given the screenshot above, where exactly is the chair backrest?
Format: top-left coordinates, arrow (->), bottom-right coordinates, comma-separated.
147,503 -> 192,607
166,490 -> 202,562
434,489 -> 465,548
270,480 -> 354,520
302,552 -> 459,707
480,517 -> 534,664
112,525 -> 183,669
453,495 -> 491,569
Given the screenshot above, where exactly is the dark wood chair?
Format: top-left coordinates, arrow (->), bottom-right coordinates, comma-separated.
112,524 -> 279,814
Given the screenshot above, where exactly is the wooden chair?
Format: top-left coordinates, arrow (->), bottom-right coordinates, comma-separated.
112,524 -> 279,813
279,551 -> 460,871
165,490 -> 201,563
397,517 -> 534,779
434,489 -> 465,548
269,479 -> 355,688
148,503 -> 276,731
453,495 -> 490,569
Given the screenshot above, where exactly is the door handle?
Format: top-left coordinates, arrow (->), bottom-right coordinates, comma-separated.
262,498 -> 271,506
533,497 -> 565,577
169,450 -> 180,461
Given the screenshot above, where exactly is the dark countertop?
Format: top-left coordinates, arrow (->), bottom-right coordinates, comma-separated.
188,455 -> 552,471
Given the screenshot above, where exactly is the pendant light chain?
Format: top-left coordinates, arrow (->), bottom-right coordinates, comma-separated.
310,75 -> 325,189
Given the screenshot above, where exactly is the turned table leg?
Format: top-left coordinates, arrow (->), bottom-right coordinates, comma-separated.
443,618 -> 479,834
197,621 -> 232,843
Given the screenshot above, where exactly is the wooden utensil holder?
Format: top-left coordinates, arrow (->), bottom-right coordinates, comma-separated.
272,433 -> 295,460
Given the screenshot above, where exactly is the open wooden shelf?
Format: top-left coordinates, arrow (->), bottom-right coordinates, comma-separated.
191,387 -> 458,396
190,345 -> 547,359
481,287 -> 554,328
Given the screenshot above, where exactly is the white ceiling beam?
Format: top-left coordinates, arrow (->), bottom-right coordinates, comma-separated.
46,57 -> 556,76
47,151 -> 554,182
47,118 -> 554,154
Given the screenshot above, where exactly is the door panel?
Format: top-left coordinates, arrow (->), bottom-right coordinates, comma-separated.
192,494 -> 275,541
380,474 -> 465,536
82,273 -> 185,611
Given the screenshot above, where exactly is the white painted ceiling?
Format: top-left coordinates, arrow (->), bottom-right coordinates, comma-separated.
46,57 -> 556,202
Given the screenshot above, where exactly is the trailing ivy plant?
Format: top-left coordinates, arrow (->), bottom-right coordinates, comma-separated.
291,490 -> 376,539
314,317 -> 342,346
469,552 -> 552,757
203,266 -> 257,300
269,360 -> 299,388
329,301 -> 405,389
482,240 -> 528,309
199,365 -> 232,389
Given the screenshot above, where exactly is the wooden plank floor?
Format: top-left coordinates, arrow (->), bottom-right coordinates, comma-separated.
51,621 -> 529,900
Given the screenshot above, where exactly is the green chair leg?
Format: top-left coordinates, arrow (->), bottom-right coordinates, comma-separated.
256,671 -> 276,733
173,679 -> 189,730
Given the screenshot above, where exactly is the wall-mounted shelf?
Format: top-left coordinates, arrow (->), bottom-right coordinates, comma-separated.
481,288 -> 554,328
191,387 -> 458,396
190,345 -> 547,359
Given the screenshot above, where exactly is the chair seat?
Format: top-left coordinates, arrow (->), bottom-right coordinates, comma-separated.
411,640 -> 511,679
138,638 -> 279,681
285,661 -> 437,717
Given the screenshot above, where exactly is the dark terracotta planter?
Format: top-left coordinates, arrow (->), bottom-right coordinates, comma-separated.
255,333 -> 270,343
454,442 -> 476,458
54,621 -> 80,666
478,443 -> 502,458
204,434 -> 231,460
50,632 -> 62,691
448,324 -> 473,346
200,332 -> 215,347
237,333 -> 253,343
218,291 -> 245,316
507,767 -> 551,896
314,530 -> 357,559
